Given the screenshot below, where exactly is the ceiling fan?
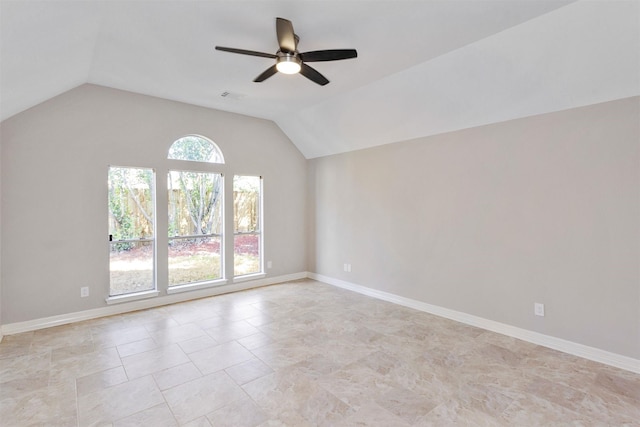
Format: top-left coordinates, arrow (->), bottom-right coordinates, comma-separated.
215,17 -> 357,86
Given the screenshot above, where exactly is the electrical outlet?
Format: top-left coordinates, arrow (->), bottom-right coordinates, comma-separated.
534,302 -> 545,317
344,263 -> 352,273
81,287 -> 89,298
267,261 -> 272,269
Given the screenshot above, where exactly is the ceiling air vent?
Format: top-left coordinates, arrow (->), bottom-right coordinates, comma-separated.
220,91 -> 246,100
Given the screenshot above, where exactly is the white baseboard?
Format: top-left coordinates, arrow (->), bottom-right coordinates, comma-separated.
1,272 -> 307,336
308,273 -> 640,374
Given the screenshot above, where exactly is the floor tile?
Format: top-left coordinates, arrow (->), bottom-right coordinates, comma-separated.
117,337 -> 159,358
290,353 -> 343,378
162,371 -> 246,424
374,385 -> 440,425
500,393 -> 597,425
237,331 -> 273,350
0,332 -> 34,360
188,341 -> 255,374
0,382 -> 77,427
334,402 -> 411,427
77,375 -> 164,425
206,320 -> 260,343
245,313 -> 275,327
249,338 -> 317,370
453,383 -> 514,419
422,399 -> 508,426
225,358 -> 274,385
121,344 -> 190,379
76,366 -> 129,396
524,376 -> 587,412
594,371 -> 640,402
113,403 -> 178,427
142,317 -> 181,332
0,371 -> 50,401
119,308 -> 174,330
0,351 -> 51,384
31,324 -> 93,352
167,307 -> 219,326
50,341 -> 96,362
149,323 -> 207,346
192,315 -> 228,329
177,334 -> 218,354
578,383 -> 640,425
243,368 -> 354,426
152,362 -> 202,390
93,325 -> 152,349
316,363 -> 395,411
182,416 -> 213,427
205,395 -> 268,427
49,346 -> 123,384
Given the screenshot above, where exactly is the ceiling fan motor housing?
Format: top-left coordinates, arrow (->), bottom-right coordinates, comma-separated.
276,51 -> 302,74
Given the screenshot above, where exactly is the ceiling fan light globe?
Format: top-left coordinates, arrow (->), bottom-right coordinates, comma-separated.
276,56 -> 301,74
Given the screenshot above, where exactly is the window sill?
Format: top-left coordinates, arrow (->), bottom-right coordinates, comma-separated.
166,279 -> 228,295
106,290 -> 160,305
232,273 -> 266,284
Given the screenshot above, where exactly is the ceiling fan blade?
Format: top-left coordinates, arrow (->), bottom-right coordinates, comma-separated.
300,49 -> 358,62
300,63 -> 329,86
254,65 -> 278,82
215,46 -> 276,59
276,18 -> 297,53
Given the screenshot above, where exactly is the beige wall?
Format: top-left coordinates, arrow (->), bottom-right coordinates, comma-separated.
0,84 -> 308,323
308,97 -> 640,359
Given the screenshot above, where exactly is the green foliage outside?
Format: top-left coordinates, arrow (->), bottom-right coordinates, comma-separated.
168,135 -> 224,163
108,167 -> 154,250
168,171 -> 222,237
233,175 -> 260,233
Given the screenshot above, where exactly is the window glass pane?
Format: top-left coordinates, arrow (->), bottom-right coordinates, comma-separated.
234,234 -> 260,276
108,167 -> 155,239
108,166 -> 155,296
110,241 -> 154,296
234,176 -> 261,276
167,135 -> 224,163
168,236 -> 221,286
168,171 -> 222,236
168,171 -> 223,285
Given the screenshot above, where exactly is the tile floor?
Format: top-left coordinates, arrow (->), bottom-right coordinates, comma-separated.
1,279 -> 639,426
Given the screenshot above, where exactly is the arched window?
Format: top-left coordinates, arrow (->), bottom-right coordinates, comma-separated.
168,135 -> 224,163
167,135 -> 225,289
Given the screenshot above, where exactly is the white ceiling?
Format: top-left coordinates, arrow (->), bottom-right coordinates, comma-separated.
1,1 -> 638,158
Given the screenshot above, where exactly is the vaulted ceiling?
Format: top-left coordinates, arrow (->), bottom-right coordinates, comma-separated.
1,1 -> 638,158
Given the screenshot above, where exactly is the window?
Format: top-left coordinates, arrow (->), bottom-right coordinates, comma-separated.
107,135 -> 267,302
168,170 -> 223,286
108,166 -> 156,296
168,135 -> 224,163
234,175 -> 262,277
167,135 -> 225,289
